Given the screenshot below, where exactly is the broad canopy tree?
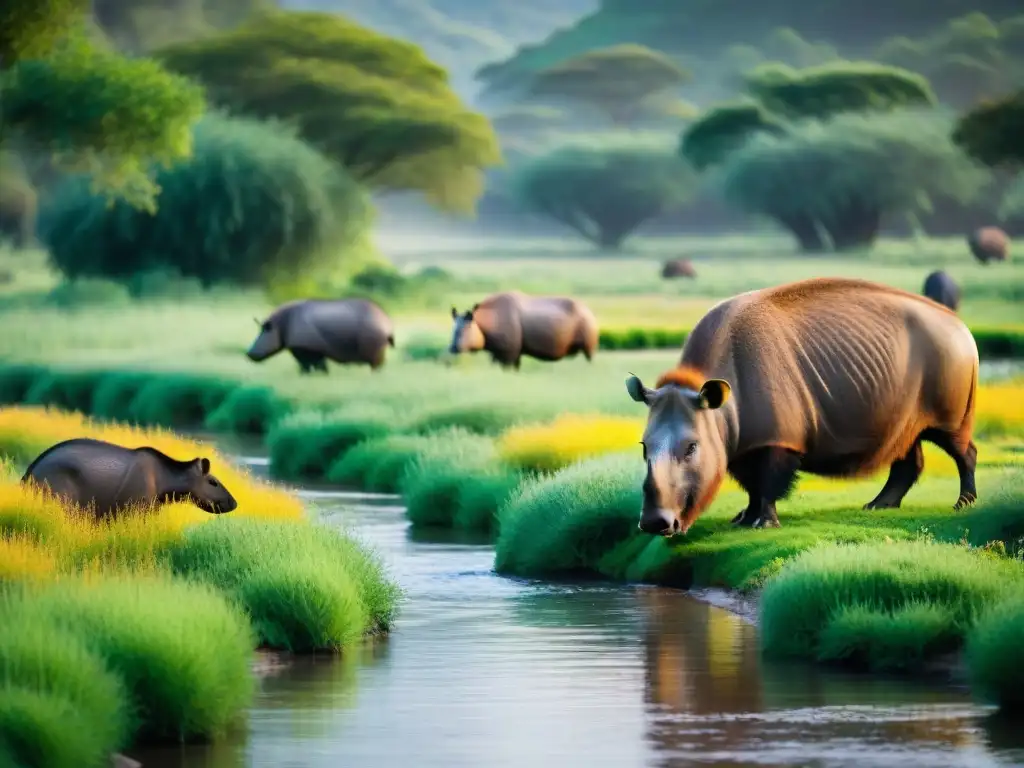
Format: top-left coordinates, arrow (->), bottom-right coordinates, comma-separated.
0,0 -> 205,210
156,11 -> 502,214
720,111 -> 989,252
521,44 -> 690,126
680,101 -> 788,171
743,60 -> 937,120
952,89 -> 1024,168
509,138 -> 696,250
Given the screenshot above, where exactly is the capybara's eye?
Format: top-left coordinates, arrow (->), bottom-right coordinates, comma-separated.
679,441 -> 698,461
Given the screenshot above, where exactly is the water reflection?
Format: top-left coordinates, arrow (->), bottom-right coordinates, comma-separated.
132,481 -> 1024,768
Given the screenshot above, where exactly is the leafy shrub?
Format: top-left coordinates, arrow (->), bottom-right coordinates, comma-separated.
39,113 -> 371,288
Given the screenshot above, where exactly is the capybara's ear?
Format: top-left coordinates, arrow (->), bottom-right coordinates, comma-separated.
196,457 -> 211,475
698,379 -> 732,410
625,373 -> 648,404
451,306 -> 458,319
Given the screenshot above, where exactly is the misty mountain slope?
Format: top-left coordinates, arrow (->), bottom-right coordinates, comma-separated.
278,0 -> 596,97
475,0 -> 1024,105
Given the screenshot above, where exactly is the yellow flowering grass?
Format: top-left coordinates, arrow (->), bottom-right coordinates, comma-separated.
0,406 -> 306,581
498,414 -> 643,473
496,380 -> 1024,478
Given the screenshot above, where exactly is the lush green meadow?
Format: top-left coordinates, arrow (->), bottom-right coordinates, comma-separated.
2,234 -> 1024,720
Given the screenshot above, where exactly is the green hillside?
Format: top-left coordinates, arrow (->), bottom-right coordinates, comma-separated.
280,0 -> 596,97
476,1 -> 1024,108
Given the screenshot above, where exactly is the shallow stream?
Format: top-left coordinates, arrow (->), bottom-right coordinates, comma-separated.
131,456 -> 1024,768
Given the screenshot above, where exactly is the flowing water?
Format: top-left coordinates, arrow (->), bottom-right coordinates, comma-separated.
131,458 -> 1024,768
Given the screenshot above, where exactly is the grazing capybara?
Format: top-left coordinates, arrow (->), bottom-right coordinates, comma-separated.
21,438 -> 238,520
625,277 -> 979,536
247,298 -> 394,373
968,227 -> 1010,264
661,259 -> 697,279
449,291 -> 599,370
922,270 -> 961,311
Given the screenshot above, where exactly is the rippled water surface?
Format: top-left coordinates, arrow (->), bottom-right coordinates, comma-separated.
132,464 -> 1024,768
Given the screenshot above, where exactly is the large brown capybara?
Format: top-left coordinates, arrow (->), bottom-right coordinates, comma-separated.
21,438 -> 237,520
922,270 -> 961,312
449,291 -> 599,370
968,227 -> 1010,264
247,298 -> 395,373
625,277 -> 979,535
661,259 -> 697,279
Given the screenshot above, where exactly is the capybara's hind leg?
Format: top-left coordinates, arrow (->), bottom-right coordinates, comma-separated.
921,428 -> 978,510
727,447 -> 802,529
864,440 -> 924,510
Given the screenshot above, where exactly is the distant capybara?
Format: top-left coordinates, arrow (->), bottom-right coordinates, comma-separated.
449,291 -> 599,369
21,438 -> 238,520
661,259 -> 697,279
247,298 -> 394,373
968,227 -> 1010,264
922,270 -> 961,312
625,277 -> 978,536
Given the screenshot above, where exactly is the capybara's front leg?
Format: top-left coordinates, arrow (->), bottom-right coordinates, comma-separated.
728,446 -> 802,529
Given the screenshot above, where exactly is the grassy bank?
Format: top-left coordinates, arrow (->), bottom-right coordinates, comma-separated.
0,408 -> 400,765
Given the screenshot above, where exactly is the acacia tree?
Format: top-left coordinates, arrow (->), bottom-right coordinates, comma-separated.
744,61 -> 937,120
509,137 -> 696,250
0,0 -> 205,210
720,111 -> 989,252
522,45 -> 690,126
952,89 -> 1024,167
157,11 -> 502,214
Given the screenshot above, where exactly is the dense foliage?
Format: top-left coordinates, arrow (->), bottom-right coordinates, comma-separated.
520,44 -> 690,126
718,110 -> 990,251
0,0 -> 205,210
509,136 -> 696,249
157,10 -> 502,214
680,101 -> 788,171
744,60 -> 937,119
38,114 -> 370,288
953,89 -> 1024,168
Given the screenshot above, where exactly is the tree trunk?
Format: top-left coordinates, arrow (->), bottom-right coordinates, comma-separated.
824,205 -> 882,251
776,213 -> 825,253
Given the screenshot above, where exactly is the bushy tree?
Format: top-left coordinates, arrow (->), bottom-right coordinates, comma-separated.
718,110 -> 989,251
744,60 -> 937,120
953,89 -> 1024,168
156,10 -> 501,214
876,13 -> 1024,108
680,101 -> 788,171
39,114 -> 371,288
508,136 -> 696,249
0,0 -> 205,210
91,0 -> 270,52
521,45 -> 690,126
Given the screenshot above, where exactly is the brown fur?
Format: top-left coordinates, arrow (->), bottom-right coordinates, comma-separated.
453,291 -> 598,367
633,276 -> 980,535
680,277 -> 977,477
655,366 -> 707,392
968,227 -> 1010,264
661,259 -> 697,279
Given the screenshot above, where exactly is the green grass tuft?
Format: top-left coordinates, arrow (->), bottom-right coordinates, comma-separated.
759,540 -> 1024,669
205,385 -> 291,436
164,518 -> 401,651
1,574 -> 255,743
0,617 -> 129,768
967,595 -> 1024,711
268,410 -> 392,482
0,365 -> 48,406
128,374 -> 237,428
495,452 -> 641,577
23,370 -> 110,414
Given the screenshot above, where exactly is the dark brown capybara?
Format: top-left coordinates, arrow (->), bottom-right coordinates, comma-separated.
661,259 -> 697,279
21,438 -> 237,520
922,270 -> 961,312
968,227 -> 1010,265
449,291 -> 599,370
247,298 -> 395,374
625,277 -> 979,536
